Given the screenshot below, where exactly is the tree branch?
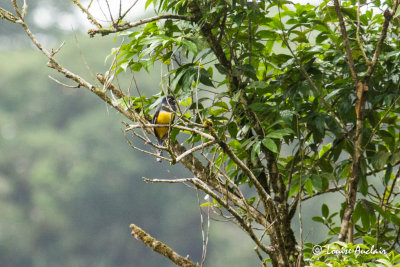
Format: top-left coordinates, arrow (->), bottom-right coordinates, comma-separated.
175,140 -> 216,163
88,14 -> 194,37
366,8 -> 395,80
130,224 -> 198,267
126,123 -> 214,140
0,7 -> 19,23
204,125 -> 272,206
336,2 -> 398,242
333,0 -> 358,84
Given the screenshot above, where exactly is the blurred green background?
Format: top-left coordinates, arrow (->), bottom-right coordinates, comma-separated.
0,1 -> 262,266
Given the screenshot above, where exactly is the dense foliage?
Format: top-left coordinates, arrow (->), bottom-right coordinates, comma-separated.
109,0 -> 400,265
2,0 -> 400,266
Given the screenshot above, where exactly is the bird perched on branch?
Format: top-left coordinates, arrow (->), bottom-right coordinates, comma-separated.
152,96 -> 177,162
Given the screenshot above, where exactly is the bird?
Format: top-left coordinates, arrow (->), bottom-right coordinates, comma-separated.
152,96 -> 177,162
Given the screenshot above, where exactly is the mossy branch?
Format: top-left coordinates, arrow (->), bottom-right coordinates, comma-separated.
130,224 -> 198,267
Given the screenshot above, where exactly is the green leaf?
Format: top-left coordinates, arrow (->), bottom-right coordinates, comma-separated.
234,64 -> 258,80
145,0 -> 155,9
360,208 -> 371,230
310,174 -> 323,191
262,138 -> 278,153
215,64 -> 228,75
199,68 -> 214,87
372,151 -> 390,169
266,128 -> 294,139
214,101 -> 229,110
358,173 -> 368,196
376,259 -> 393,267
251,141 -> 261,164
362,236 -> 376,246
248,81 -> 267,90
353,203 -> 361,223
384,164 -> 393,185
200,202 -> 213,207
390,151 -> 400,165
181,38 -> 197,54
280,110 -> 295,123
312,216 -> 325,223
304,178 -> 313,197
249,102 -> 268,112
229,140 -> 241,149
319,143 -> 332,158
395,6 -> 400,18
246,196 -> 256,205
228,122 -> 238,138
322,204 -> 329,218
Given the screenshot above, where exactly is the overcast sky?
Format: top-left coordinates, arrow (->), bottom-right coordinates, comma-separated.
32,0 -> 326,32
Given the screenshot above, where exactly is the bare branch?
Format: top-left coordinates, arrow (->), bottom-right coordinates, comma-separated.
11,0 -> 22,21
50,41 -> 66,57
126,137 -> 172,162
204,125 -> 272,206
0,7 -> 19,23
300,185 -> 346,202
143,177 -> 194,183
126,123 -> 215,140
188,178 -> 275,254
96,72 -> 126,99
130,224 -> 198,267
175,140 -> 216,163
88,14 -> 194,37
48,75 -> 80,88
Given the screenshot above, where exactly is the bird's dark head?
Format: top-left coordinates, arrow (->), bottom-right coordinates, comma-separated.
161,95 -> 177,111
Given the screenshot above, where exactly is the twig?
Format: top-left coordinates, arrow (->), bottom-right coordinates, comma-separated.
118,0 -> 138,23
300,185 -> 346,201
0,7 -> 19,23
143,177 -> 194,183
104,0 -> 114,25
130,224 -> 198,267
71,0 -> 102,29
126,137 -> 172,162
11,0 -> 22,20
73,33 -> 97,84
200,150 -> 252,217
48,75 -> 80,88
175,140 -> 216,163
21,0 -> 27,19
96,72 -> 125,98
196,190 -> 210,267
190,178 -> 275,254
204,125 -> 273,207
50,41 -> 65,57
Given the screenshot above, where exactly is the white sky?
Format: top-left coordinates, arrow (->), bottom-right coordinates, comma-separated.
33,0 -> 327,32
33,0 -> 149,31
37,0 -> 377,34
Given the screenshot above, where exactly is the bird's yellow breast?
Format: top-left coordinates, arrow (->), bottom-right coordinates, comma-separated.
156,111 -> 173,124
155,111 -> 174,139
